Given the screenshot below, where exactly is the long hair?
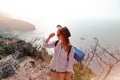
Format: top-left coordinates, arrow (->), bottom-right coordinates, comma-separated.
58,29 -> 71,52
62,35 -> 71,53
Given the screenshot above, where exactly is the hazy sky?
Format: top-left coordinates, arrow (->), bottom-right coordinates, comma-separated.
0,0 -> 119,31
0,0 -> 120,49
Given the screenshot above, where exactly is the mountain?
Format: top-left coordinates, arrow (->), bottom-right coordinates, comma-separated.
0,14 -> 35,32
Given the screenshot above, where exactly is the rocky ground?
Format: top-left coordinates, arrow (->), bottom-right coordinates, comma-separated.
0,36 -> 50,80
0,53 -> 50,80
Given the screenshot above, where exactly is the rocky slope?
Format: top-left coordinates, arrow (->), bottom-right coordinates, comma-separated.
0,54 -> 50,80
0,36 -> 50,80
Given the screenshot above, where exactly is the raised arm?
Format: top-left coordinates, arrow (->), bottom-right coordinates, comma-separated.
43,33 -> 56,48
45,33 -> 55,43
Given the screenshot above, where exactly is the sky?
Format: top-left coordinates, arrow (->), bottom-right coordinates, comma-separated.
0,0 -> 120,48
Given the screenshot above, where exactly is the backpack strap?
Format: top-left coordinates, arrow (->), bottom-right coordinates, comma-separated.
67,45 -> 72,61
55,40 -> 59,46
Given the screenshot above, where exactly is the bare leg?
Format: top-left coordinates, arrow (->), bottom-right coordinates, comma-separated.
65,72 -> 72,80
58,73 -> 66,80
50,71 -> 58,80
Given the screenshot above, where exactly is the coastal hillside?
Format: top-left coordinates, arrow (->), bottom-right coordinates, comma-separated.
0,35 -> 96,80
0,35 -> 50,80
0,14 -> 35,32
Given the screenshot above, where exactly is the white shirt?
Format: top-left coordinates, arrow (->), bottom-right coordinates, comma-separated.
43,40 -> 75,73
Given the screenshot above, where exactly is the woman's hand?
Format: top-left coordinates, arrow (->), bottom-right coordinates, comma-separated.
45,33 -> 55,43
49,33 -> 55,39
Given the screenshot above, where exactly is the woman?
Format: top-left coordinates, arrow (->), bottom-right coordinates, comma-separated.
43,25 -> 75,80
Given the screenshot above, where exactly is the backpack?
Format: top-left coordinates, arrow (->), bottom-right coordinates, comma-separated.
55,40 -> 85,62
